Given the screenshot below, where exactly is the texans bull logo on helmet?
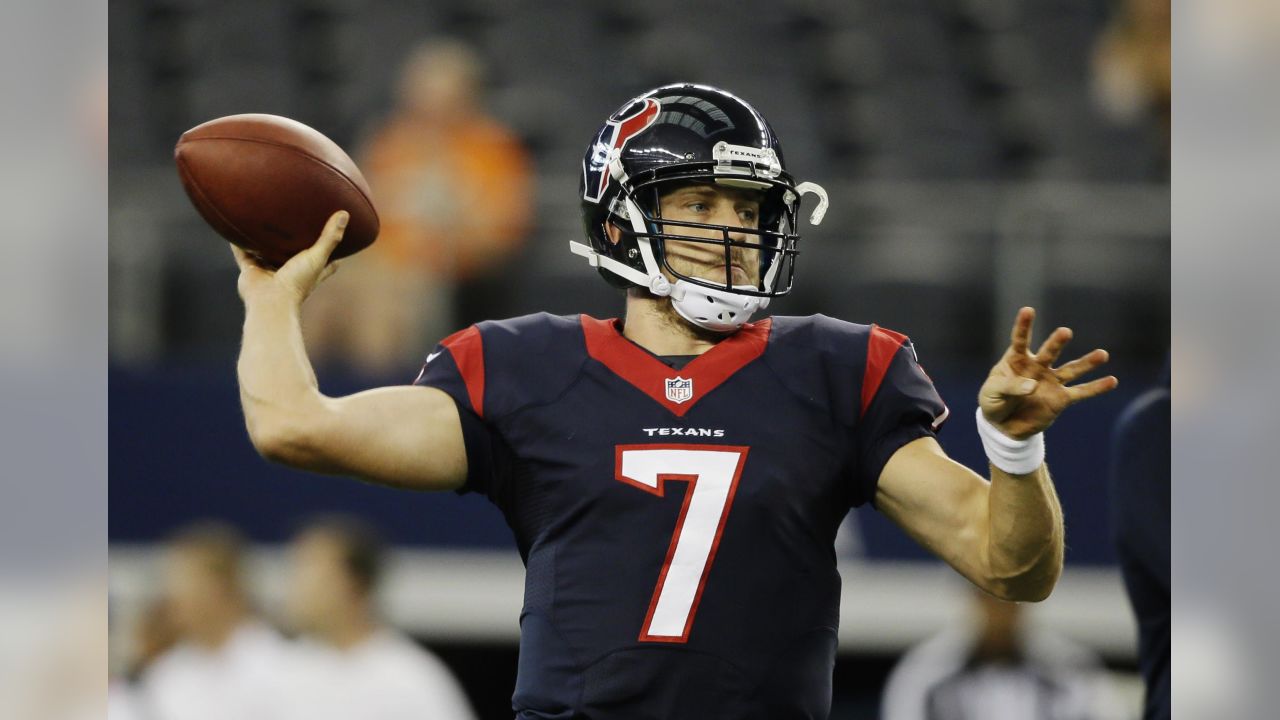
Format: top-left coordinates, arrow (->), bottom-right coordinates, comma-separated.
582,98 -> 660,203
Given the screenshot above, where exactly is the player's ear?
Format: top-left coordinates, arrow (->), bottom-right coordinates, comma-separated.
605,221 -> 624,246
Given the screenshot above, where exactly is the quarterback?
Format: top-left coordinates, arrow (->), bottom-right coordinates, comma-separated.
232,84 -> 1117,719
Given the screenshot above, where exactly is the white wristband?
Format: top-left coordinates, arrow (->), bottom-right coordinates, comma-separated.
975,407 -> 1045,475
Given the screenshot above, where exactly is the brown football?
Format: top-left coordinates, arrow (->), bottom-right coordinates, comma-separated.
174,113 -> 379,268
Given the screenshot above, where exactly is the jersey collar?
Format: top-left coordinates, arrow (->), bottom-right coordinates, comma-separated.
580,315 -> 772,417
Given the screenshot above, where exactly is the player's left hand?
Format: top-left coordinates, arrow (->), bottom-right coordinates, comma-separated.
979,307 -> 1118,439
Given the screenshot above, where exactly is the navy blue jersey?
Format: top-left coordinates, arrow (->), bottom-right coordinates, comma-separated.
1110,376 -> 1170,720
416,313 -> 947,719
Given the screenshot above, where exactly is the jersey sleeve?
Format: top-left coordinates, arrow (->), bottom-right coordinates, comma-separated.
852,326 -> 949,506
412,326 -> 510,498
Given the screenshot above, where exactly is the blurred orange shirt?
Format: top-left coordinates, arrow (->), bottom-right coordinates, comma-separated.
361,114 -> 531,280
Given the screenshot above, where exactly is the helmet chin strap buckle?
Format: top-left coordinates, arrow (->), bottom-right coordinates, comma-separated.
648,275 -> 672,297
669,280 -> 764,333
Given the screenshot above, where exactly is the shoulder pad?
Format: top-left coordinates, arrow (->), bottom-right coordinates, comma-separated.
475,313 -> 589,418
763,315 -> 876,427
769,314 -> 874,357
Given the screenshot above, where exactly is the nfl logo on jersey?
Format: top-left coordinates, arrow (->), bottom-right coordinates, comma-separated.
664,376 -> 693,404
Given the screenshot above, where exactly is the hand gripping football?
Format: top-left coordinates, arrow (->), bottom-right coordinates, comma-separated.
175,113 -> 379,268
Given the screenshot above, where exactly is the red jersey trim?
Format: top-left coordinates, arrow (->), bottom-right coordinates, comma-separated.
860,324 -> 908,417
580,315 -> 772,417
441,326 -> 485,418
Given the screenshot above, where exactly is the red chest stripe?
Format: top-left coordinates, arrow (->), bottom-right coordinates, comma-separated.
860,324 -> 908,417
442,326 -> 485,418
581,315 -> 771,417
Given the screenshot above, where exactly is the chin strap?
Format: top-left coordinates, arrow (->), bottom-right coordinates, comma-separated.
669,280 -> 767,333
569,241 -> 765,333
570,241 -> 666,291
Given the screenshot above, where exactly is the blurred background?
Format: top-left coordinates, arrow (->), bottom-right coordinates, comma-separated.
109,0 -> 1169,717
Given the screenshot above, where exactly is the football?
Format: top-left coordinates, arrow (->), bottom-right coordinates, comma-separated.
174,113 -> 379,268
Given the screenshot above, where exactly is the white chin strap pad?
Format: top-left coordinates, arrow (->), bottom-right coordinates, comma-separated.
670,280 -> 766,333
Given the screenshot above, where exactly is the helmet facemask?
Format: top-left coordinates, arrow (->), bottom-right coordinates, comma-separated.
619,178 -> 799,300
575,170 -> 828,333
590,178 -> 798,333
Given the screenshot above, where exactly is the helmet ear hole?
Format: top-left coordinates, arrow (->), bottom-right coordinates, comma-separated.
604,221 -> 624,246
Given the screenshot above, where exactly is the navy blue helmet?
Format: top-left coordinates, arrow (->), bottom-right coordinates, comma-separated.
571,84 -> 828,330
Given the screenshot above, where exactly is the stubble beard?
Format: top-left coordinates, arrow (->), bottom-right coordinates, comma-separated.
656,293 -> 730,342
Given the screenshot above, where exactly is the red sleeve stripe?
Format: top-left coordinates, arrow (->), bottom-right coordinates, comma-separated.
860,324 -> 908,417
442,326 -> 485,418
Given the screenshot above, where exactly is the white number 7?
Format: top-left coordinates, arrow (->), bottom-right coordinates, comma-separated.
615,444 -> 750,643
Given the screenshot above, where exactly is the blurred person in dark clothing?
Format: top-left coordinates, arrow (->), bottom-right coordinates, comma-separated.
304,39 -> 531,376
275,517 -> 476,720
1110,365 -> 1170,720
881,589 -> 1124,720
136,522 -> 286,720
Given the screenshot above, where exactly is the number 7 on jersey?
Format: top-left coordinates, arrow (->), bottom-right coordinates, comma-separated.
615,444 -> 750,643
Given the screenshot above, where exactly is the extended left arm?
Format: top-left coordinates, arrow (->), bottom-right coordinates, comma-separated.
876,438 -> 1063,601
875,307 -> 1116,602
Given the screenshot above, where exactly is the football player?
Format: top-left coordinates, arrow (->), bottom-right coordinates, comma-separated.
230,84 -> 1118,719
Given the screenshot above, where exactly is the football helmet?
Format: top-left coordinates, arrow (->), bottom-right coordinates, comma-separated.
572,83 -> 829,333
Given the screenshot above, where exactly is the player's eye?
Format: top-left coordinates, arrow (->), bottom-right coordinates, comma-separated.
686,202 -> 709,214
738,208 -> 759,223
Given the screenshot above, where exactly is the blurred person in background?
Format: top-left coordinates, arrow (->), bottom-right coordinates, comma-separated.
881,588 -> 1125,720
126,597 -> 181,680
1093,0 -> 1171,160
275,516 -> 476,720
110,598 -> 179,720
109,683 -> 145,720
1096,5 -> 1170,707
135,522 -> 285,720
1110,362 -> 1169,720
304,39 -> 532,376
230,84 -> 1119,718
